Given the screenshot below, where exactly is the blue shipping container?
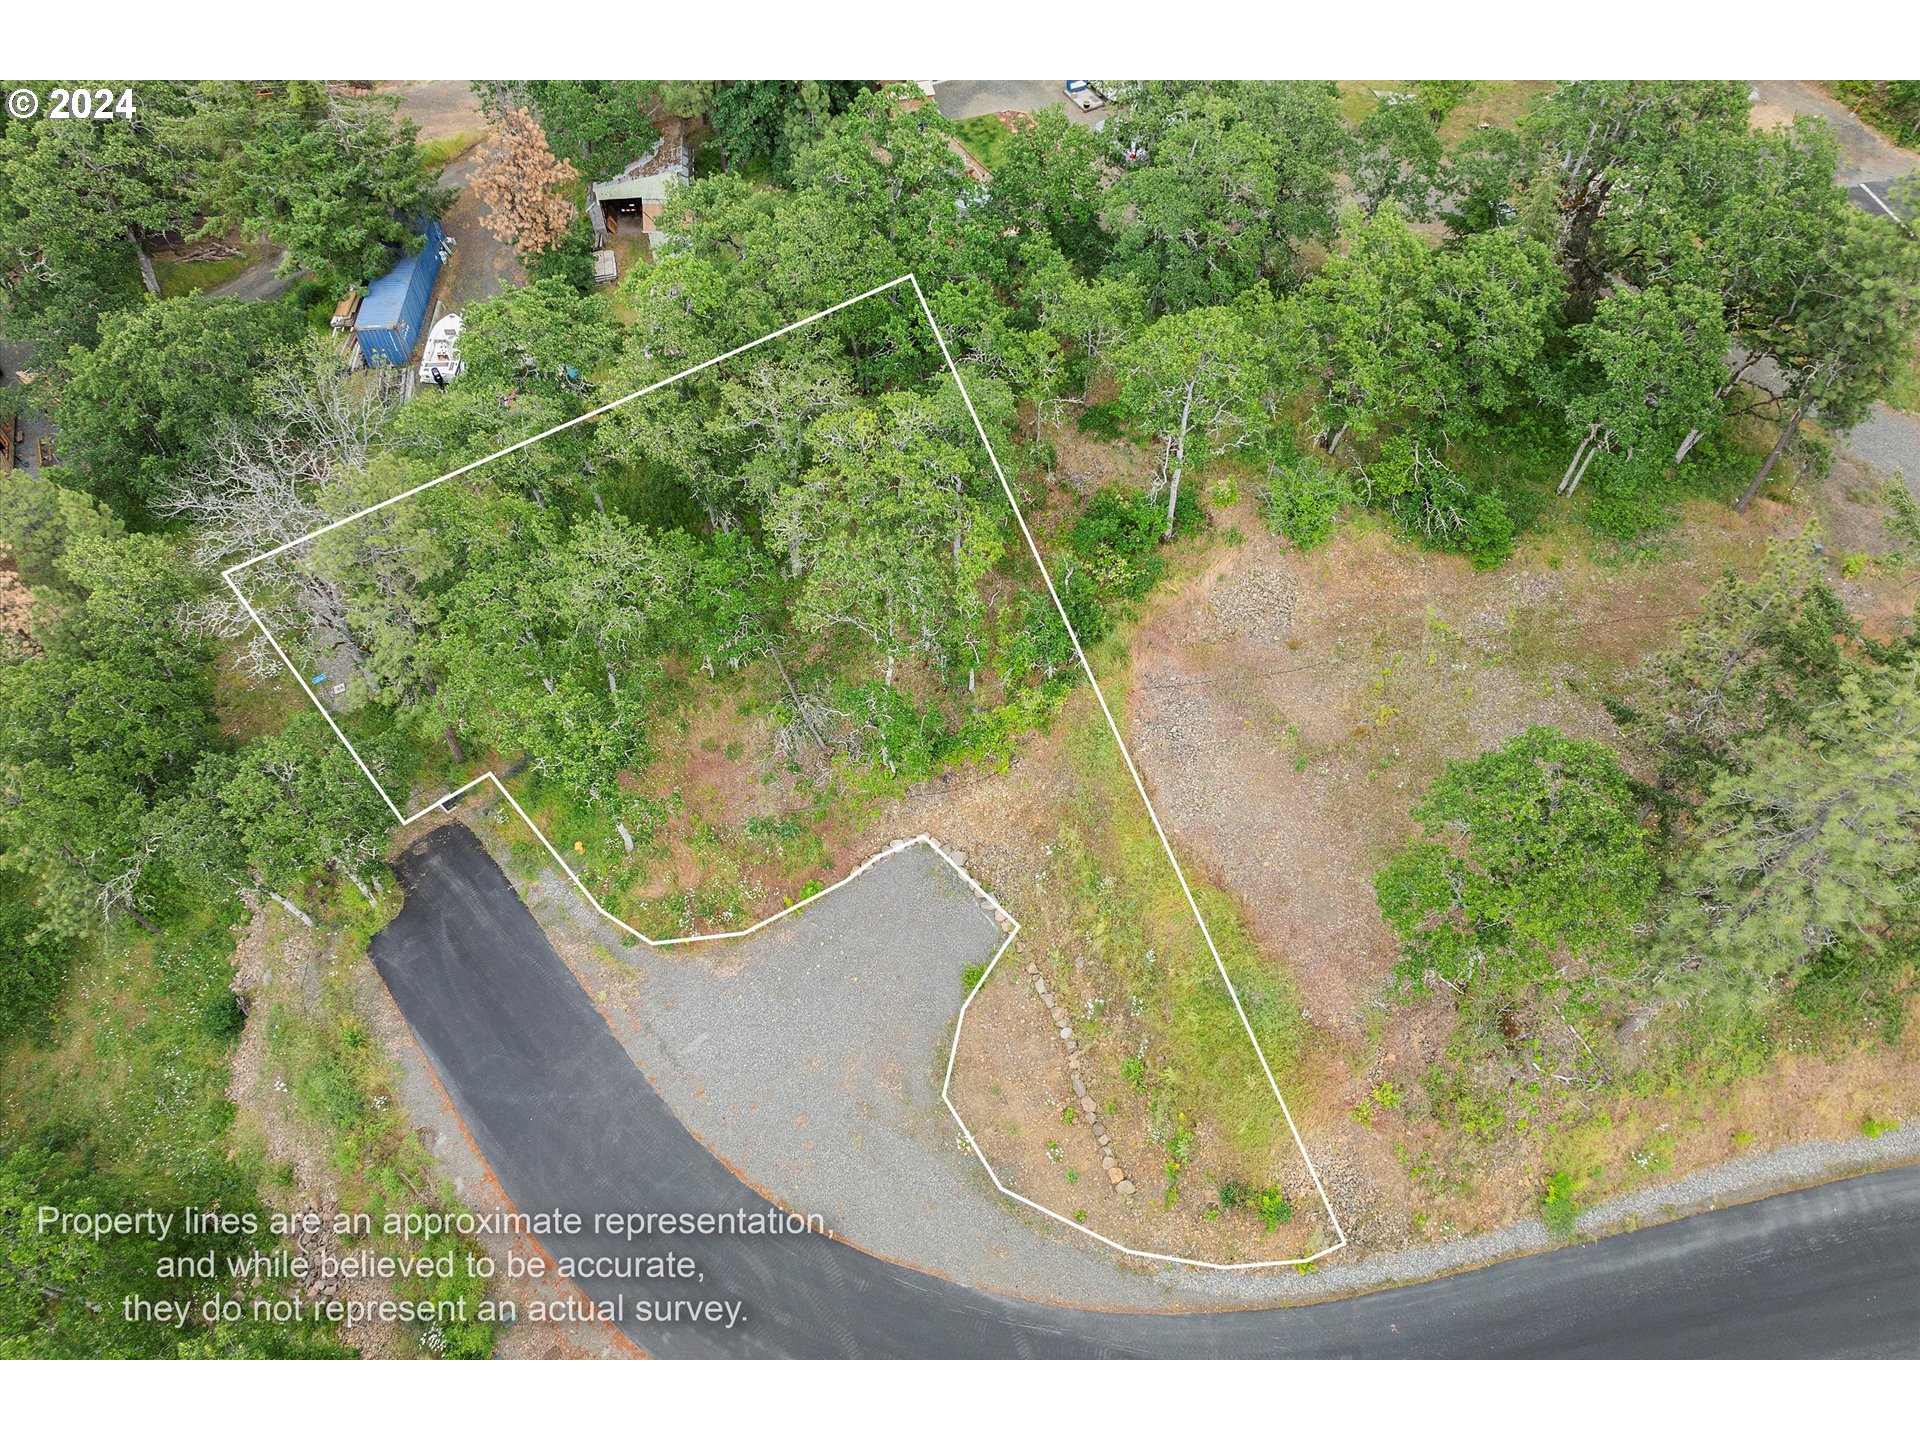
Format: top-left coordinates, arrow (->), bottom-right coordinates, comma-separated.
354,218 -> 446,368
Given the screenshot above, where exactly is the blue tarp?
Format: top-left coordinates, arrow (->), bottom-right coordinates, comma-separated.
355,218 -> 445,368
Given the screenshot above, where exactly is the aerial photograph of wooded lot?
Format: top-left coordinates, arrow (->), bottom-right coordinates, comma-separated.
3,64 -> 1919,1380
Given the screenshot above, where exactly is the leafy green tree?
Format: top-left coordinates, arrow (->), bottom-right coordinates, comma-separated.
1444,123 -> 1552,239
768,392 -> 1003,688
1039,269 -> 1145,399
541,510 -> 694,691
531,211 -> 601,295
304,456 -> 453,720
174,715 -> 397,902
194,82 -> 447,286
1625,119 -> 1845,333
1300,213 -> 1558,452
0,877 -> 68,1040
988,107 -> 1108,268
0,81 -> 197,354
1065,486 -> 1191,616
1659,664 -> 1920,1007
1,1145 -> 156,1357
720,347 -> 858,509
0,532 -> 214,939
0,1145 -> 339,1359
1425,227 -> 1562,431
708,81 -> 866,179
1116,306 -> 1270,538
1412,81 -> 1476,124
477,80 -> 658,177
1517,80 -> 1753,319
0,469 -> 123,589
788,86 -> 970,273
1557,282 -> 1728,532
1376,726 -> 1657,1008
928,278 -> 1061,401
457,278 -> 614,403
423,499 -> 654,808
1298,207 -> 1447,453
1102,81 -> 1349,312
1621,531 -> 1856,790
1735,210 -> 1920,511
53,296 -> 302,518
644,81 -> 718,122
1352,95 -> 1447,220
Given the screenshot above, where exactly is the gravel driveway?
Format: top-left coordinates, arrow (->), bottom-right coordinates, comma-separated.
526,839 -> 1186,1303
485,808 -> 1920,1313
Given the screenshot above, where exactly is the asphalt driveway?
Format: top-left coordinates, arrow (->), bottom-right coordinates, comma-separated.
370,823 -> 1920,1358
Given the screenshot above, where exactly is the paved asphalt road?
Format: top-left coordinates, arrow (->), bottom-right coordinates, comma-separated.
1851,179 -> 1916,226
369,825 -> 1920,1359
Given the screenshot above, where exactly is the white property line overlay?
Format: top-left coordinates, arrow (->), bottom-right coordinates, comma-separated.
223,273 -> 1348,1271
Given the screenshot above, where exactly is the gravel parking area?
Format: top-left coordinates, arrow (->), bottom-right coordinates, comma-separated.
529,839 -> 1180,1300
620,843 -> 999,1233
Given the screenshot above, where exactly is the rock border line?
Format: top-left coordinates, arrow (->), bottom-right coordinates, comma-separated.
220,273 -> 1349,1271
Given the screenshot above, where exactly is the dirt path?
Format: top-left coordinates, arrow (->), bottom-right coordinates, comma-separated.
370,82 -> 521,314
435,154 -> 526,313
208,248 -> 297,303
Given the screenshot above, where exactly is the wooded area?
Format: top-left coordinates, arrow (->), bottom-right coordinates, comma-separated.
4,77 -> 1919,1353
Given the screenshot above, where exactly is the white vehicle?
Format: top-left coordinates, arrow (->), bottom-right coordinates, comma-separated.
418,312 -> 464,385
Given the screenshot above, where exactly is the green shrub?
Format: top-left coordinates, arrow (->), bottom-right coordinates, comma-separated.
1256,1184 -> 1293,1232
201,989 -> 249,1041
1067,488 -> 1169,602
1261,455 -> 1346,549
1540,1168 -> 1582,1240
1365,433 -> 1514,566
961,963 -> 987,992
1462,490 -> 1515,569
1076,401 -> 1127,440
1375,727 -> 1655,1019
531,213 -> 598,296
0,885 -> 72,1042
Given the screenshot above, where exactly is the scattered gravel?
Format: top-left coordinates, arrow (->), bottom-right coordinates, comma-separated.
1841,404 -> 1920,490
1201,559 -> 1298,643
